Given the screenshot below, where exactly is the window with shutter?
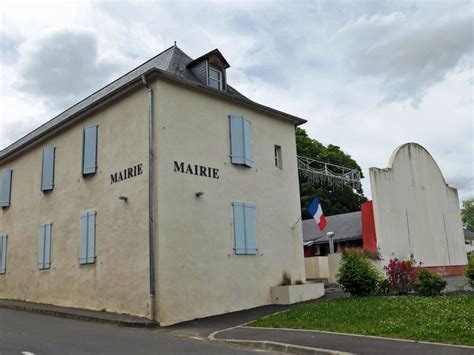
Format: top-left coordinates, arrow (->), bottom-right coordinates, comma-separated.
0,170 -> 12,208
80,211 -> 96,264
38,223 -> 52,269
41,147 -> 56,191
82,125 -> 98,175
229,115 -> 253,167
232,202 -> 257,255
0,235 -> 7,274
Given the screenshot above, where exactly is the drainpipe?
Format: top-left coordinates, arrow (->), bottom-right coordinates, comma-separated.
141,74 -> 156,320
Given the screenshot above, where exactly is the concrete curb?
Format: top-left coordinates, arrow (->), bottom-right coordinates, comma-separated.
210,324 -> 474,354
209,325 -> 354,355
241,326 -> 474,350
217,338 -> 354,354
0,302 -> 159,329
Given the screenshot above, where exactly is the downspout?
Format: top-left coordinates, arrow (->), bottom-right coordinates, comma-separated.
141,74 -> 156,320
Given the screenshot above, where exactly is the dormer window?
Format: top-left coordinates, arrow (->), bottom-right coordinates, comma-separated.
187,48 -> 230,91
208,67 -> 222,90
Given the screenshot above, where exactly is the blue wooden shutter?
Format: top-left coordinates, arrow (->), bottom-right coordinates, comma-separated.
229,116 -> 252,167
244,203 -> 257,254
243,118 -> 253,167
232,202 -> 246,254
87,211 -> 96,263
0,235 -> 7,274
45,224 -> 52,268
80,211 -> 96,264
38,224 -> 52,269
0,170 -> 12,208
80,212 -> 88,264
41,147 -> 55,191
229,116 -> 245,165
38,225 -> 45,269
82,125 -> 98,175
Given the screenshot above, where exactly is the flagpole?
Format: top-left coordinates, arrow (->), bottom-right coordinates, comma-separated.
291,216 -> 302,229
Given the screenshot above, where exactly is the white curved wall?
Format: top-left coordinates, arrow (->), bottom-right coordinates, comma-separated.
370,143 -> 467,267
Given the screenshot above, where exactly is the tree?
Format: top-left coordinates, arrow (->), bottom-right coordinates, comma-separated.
296,128 -> 367,218
461,199 -> 474,232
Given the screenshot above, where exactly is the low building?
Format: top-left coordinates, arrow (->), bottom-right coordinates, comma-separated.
0,45 -> 308,325
303,211 -> 362,257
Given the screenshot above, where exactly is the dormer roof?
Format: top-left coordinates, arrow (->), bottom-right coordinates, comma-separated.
187,48 -> 230,69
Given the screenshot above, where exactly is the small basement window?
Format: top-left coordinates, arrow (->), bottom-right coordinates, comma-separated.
274,145 -> 282,169
208,67 -> 222,90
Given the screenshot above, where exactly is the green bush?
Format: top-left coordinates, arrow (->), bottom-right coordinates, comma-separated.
377,278 -> 391,295
341,247 -> 381,260
414,269 -> 447,296
336,249 -> 383,296
466,257 -> 474,288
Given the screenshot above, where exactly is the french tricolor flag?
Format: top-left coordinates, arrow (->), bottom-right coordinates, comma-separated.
307,196 -> 327,231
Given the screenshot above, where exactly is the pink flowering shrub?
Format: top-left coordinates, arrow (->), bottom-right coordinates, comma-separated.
384,258 -> 422,294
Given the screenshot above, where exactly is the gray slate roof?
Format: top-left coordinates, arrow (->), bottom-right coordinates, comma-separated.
1,45 -> 306,160
303,211 -> 362,244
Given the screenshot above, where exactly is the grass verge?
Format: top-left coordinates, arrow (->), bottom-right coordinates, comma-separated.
249,296 -> 474,346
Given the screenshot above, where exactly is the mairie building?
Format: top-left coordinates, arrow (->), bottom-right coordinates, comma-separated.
0,45 -> 308,325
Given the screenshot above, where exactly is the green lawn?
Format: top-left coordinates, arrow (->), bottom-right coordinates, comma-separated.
249,296 -> 474,346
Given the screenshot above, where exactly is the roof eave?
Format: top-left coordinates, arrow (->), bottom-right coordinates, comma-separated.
0,68 -> 306,161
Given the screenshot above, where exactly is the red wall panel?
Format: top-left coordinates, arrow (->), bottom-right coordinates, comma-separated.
362,200 -> 377,252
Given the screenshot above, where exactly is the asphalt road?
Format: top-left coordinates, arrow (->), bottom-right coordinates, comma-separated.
0,308 -> 259,355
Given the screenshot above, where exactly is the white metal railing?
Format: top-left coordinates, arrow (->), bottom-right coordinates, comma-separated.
297,155 -> 361,189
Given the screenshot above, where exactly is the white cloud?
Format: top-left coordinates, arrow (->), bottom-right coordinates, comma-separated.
333,6 -> 473,106
0,0 -> 472,203
14,28 -> 125,109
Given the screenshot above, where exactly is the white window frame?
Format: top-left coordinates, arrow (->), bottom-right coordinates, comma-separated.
274,145 -> 282,169
208,67 -> 222,90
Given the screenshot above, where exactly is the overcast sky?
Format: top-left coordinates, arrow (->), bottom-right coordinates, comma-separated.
0,0 -> 472,201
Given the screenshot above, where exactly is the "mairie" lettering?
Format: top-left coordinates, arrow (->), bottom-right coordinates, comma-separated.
111,163 -> 143,184
174,161 -> 219,179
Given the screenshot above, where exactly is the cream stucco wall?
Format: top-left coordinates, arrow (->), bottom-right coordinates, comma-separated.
370,143 -> 467,268
327,253 -> 342,284
304,256 -> 329,279
153,79 -> 305,325
0,75 -> 305,325
0,87 -> 151,317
